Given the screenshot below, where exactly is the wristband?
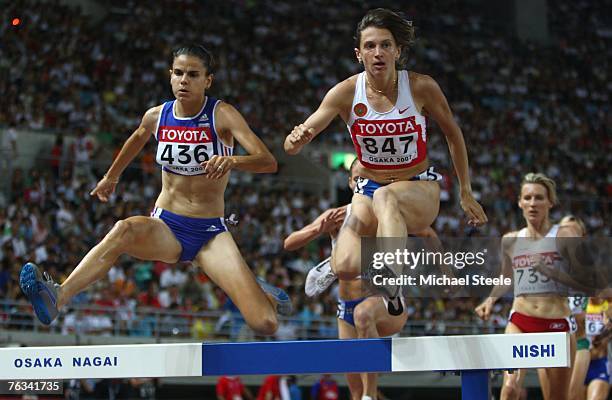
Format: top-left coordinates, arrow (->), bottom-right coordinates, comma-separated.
104,174 -> 119,183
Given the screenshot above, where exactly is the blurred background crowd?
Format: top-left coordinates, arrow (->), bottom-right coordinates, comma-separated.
0,0 -> 610,342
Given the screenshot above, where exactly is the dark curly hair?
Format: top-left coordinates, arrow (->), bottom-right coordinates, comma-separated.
354,8 -> 415,69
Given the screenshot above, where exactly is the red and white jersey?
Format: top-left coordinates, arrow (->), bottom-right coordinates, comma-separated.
511,225 -> 565,296
347,70 -> 427,170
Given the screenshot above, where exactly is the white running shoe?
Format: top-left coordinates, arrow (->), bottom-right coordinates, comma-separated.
305,257 -> 337,297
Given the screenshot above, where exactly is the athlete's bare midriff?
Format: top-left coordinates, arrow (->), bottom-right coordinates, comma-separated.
155,171 -> 228,218
513,295 -> 571,319
590,341 -> 607,358
338,279 -> 363,301
353,157 -> 429,184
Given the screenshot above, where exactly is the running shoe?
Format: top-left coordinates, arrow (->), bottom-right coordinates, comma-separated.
364,261 -> 404,316
19,262 -> 60,325
305,257 -> 337,297
256,277 -> 293,316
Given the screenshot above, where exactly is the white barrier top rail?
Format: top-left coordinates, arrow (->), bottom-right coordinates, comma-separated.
0,333 -> 569,379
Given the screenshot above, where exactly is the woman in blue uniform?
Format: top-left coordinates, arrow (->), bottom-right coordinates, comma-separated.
20,45 -> 289,334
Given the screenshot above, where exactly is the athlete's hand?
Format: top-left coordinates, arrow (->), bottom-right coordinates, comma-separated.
532,256 -> 558,279
593,323 -> 612,347
202,155 -> 235,179
288,124 -> 315,148
475,298 -> 494,321
316,207 -> 346,234
460,191 -> 488,227
90,175 -> 118,202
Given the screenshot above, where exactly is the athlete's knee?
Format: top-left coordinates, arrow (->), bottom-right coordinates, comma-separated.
104,220 -> 134,249
332,250 -> 359,280
372,187 -> 398,215
500,381 -> 520,400
353,304 -> 375,332
250,310 -> 278,335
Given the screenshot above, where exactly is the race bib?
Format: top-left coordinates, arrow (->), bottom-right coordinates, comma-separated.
586,313 -> 605,337
512,252 -> 560,295
156,126 -> 214,175
351,117 -> 424,168
568,296 -> 588,314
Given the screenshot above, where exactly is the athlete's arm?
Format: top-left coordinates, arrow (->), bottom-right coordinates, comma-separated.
208,102 -> 277,177
90,106 -> 160,202
475,232 -> 515,320
592,301 -> 612,347
284,79 -> 353,155
556,225 -> 606,292
414,227 -> 457,282
284,206 -> 347,251
415,74 -> 487,226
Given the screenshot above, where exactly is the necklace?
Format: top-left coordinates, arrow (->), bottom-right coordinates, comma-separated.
365,73 -> 398,94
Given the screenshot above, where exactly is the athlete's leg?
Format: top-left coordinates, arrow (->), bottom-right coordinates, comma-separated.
500,322 -> 528,400
586,379 -> 610,400
331,194 -> 376,281
569,312 -> 587,400
59,216 -> 181,308
194,232 -> 278,335
353,297 -> 408,398
569,348 -> 590,400
371,180 -> 440,239
538,334 -> 590,400
542,334 -> 574,400
338,319 -> 363,400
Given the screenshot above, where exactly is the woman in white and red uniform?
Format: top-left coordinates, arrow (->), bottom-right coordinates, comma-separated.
476,173 -> 580,400
284,8 -> 486,314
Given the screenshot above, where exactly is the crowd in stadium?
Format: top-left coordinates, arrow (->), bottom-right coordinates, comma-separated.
0,0 -> 610,339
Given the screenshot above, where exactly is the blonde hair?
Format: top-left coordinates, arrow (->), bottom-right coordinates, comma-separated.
560,214 -> 586,236
520,172 -> 558,205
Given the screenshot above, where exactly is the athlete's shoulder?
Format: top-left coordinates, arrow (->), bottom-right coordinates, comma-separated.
328,74 -> 358,97
503,230 -> 520,239
213,100 -> 250,134
409,72 -> 439,93
213,100 -> 241,120
557,223 -> 581,238
501,231 -> 520,251
142,105 -> 164,129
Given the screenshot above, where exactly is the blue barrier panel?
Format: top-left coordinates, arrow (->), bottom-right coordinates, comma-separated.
461,370 -> 490,400
202,338 -> 392,375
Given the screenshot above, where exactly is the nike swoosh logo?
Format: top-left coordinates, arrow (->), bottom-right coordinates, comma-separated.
398,107 -> 410,114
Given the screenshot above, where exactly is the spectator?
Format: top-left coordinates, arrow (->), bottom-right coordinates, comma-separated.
217,376 -> 254,400
257,375 -> 281,400
310,375 -> 338,400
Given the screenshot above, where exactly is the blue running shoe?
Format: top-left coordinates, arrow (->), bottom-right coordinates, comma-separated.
256,277 -> 293,316
19,263 -> 60,325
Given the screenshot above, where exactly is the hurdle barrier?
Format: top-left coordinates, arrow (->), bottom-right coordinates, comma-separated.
0,332 -> 570,400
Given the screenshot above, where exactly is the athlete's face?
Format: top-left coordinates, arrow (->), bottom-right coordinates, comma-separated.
355,27 -> 400,75
518,183 -> 553,225
170,55 -> 212,102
